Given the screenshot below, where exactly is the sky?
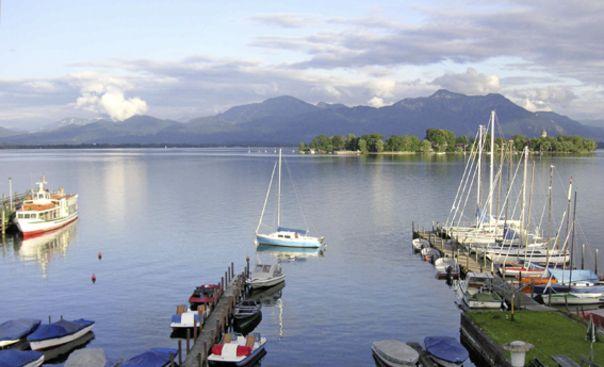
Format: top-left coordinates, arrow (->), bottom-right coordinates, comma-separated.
0,0 -> 603,130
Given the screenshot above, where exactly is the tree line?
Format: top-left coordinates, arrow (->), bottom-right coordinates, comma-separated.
299,129 -> 597,154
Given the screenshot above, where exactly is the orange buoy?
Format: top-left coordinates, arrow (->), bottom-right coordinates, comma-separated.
91,274 -> 96,284
97,252 -> 102,260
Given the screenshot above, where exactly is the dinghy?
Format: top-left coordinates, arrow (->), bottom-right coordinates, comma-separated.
456,273 -> 503,309
64,348 -> 114,367
27,319 -> 94,351
411,239 -> 429,251
255,149 -> 324,249
0,350 -> 44,367
171,304 -> 210,331
371,340 -> 419,367
189,284 -> 222,311
121,348 -> 178,367
247,263 -> 285,289
208,333 -> 267,366
424,336 -> 468,367
233,301 -> 262,334
434,258 -> 459,278
0,319 -> 40,349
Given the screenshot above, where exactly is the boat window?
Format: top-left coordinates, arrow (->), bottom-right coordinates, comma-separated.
284,235 -> 291,239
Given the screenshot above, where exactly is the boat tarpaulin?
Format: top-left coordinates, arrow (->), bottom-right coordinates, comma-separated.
27,319 -> 94,342
372,340 -> 419,366
424,336 -> 469,364
277,227 -> 308,235
65,348 -> 114,367
548,269 -> 598,284
0,350 -> 43,367
0,319 -> 41,342
121,348 -> 177,367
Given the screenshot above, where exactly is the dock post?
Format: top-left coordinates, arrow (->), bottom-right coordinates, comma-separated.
246,257 -> 250,278
198,353 -> 202,367
581,244 -> 585,269
1,208 -> 5,236
203,342 -> 207,367
186,329 -> 191,353
169,352 -> 175,367
596,249 -> 599,275
231,262 -> 234,279
48,315 -> 51,324
178,340 -> 183,366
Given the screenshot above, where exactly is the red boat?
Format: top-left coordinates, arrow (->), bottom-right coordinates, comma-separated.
189,284 -> 222,310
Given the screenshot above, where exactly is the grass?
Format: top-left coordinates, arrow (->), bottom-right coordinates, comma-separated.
467,310 -> 604,366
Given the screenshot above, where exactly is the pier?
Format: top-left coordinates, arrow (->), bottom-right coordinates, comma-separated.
178,260 -> 250,367
1,178 -> 27,235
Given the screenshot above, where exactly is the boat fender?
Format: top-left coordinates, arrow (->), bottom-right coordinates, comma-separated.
97,252 -> 102,260
91,274 -> 96,284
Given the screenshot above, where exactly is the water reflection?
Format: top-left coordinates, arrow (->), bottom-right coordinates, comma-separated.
16,220 -> 78,276
248,283 -> 285,338
42,331 -> 95,364
256,244 -> 325,262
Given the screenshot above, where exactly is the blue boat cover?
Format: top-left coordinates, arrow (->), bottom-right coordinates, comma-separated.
27,319 -> 94,342
0,350 -> 43,367
121,348 -> 177,367
424,336 -> 469,364
171,314 -> 200,324
548,269 -> 598,284
277,227 -> 308,235
0,319 -> 40,342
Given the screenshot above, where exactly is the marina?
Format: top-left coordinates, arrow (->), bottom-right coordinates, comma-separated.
1,146 -> 604,366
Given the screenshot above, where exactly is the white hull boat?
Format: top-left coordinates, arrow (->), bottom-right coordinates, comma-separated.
27,319 -> 94,351
371,340 -> 419,367
411,238 -> 429,251
247,263 -> 285,289
208,334 -> 267,366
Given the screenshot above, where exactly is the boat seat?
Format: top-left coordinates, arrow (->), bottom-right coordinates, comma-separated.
245,335 -> 255,347
223,333 -> 232,343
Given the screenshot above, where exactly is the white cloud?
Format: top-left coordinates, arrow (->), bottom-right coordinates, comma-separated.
72,73 -> 148,121
368,96 -> 385,107
514,86 -> 577,112
432,68 -> 500,95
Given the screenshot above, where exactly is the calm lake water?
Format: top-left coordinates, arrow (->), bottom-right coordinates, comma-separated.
1,149 -> 603,366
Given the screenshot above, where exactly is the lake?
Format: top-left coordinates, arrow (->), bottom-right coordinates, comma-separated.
1,148 -> 603,366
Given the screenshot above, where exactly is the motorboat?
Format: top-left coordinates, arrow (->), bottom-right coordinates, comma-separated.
371,340 -> 419,367
456,273 -> 503,309
0,319 -> 40,349
424,336 -> 469,367
411,238 -> 429,251
233,301 -> 262,334
27,319 -> 94,351
64,348 -> 115,367
121,348 -> 178,367
189,284 -> 222,311
255,149 -> 324,249
421,247 -> 440,262
171,304 -> 210,331
248,282 -> 284,307
15,178 -> 78,238
0,350 -> 44,367
434,258 -> 459,278
539,293 -> 604,306
208,333 -> 267,366
247,263 -> 285,289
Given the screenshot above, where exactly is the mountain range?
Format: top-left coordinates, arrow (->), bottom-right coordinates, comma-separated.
1,90 -> 602,146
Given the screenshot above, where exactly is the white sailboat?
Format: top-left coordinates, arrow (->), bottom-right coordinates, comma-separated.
255,149 -> 324,249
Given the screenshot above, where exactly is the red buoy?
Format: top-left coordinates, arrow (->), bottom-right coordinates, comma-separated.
97,252 -> 102,260
91,274 -> 96,284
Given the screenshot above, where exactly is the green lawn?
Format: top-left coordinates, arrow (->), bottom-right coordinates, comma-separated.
468,311 -> 604,366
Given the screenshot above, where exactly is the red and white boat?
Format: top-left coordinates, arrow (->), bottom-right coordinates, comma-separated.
15,178 -> 78,238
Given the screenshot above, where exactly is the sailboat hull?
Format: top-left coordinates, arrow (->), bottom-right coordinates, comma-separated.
256,233 -> 323,249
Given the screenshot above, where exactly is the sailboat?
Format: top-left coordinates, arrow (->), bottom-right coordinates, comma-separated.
255,149 -> 324,249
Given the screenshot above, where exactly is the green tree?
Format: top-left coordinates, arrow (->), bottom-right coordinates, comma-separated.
298,142 -> 307,152
420,139 -> 432,153
426,129 -> 456,152
331,135 -> 345,151
358,138 -> 368,153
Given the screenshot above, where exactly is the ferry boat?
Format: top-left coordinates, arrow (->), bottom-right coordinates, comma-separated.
15,178 -> 78,238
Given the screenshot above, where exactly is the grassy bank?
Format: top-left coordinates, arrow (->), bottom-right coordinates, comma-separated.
468,311 -> 604,366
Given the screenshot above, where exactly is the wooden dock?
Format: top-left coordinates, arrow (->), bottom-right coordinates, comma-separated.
412,226 -> 544,309
1,178 -> 28,235
181,261 -> 249,367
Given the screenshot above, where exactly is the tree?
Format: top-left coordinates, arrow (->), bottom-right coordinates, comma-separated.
426,129 -> 456,152
420,139 -> 432,153
298,142 -> 307,152
375,139 -> 384,153
358,138 -> 368,153
360,134 -> 384,153
331,135 -> 345,151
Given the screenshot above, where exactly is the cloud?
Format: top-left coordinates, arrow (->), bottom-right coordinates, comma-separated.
71,73 -> 148,121
513,86 -> 577,112
432,68 -> 500,95
250,13 -> 315,28
368,96 -> 385,107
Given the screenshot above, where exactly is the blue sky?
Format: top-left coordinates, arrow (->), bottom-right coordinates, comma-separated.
1,0 -> 602,129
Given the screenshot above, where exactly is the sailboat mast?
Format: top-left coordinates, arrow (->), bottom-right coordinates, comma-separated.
569,191 -> 577,285
521,146 -> 528,247
477,125 -> 483,226
547,165 -> 554,242
489,111 -> 495,223
277,148 -> 282,228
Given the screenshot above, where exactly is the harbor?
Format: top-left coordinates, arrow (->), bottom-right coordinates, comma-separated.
1,144 -> 604,366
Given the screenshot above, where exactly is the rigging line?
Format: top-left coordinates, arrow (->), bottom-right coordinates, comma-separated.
256,161 -> 278,234
284,155 -> 312,234
450,134 -> 480,227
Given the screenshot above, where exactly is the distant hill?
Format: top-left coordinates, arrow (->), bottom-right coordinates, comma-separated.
1,90 -> 602,146
0,126 -> 19,138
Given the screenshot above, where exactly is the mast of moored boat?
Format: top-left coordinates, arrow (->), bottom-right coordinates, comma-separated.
547,165 -> 554,243
476,125 -> 483,227
277,148 -> 282,228
569,191 -> 577,285
489,111 -> 495,225
521,146 -> 528,257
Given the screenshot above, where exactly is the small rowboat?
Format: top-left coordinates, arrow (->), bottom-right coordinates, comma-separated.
121,348 -> 178,367
27,319 -> 94,351
424,336 -> 468,367
434,258 -> 459,278
0,350 -> 44,367
371,340 -> 419,366
411,239 -> 429,251
208,333 -> 267,366
233,301 -> 262,334
0,319 -> 41,349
